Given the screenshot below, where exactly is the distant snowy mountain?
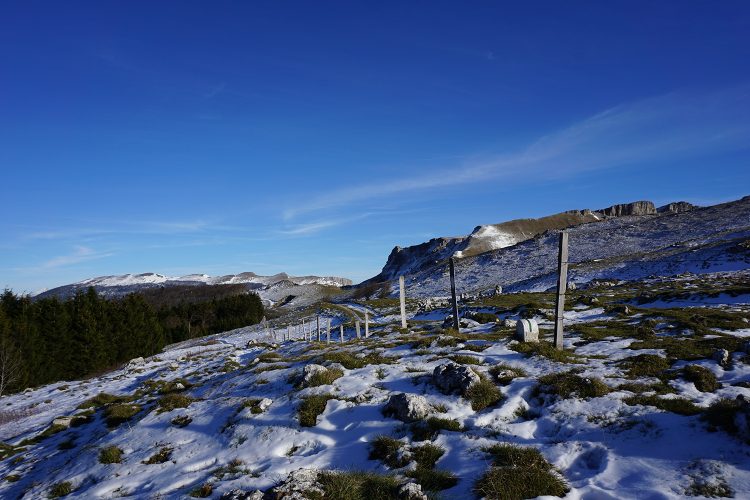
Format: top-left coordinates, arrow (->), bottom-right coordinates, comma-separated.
36,272 -> 352,302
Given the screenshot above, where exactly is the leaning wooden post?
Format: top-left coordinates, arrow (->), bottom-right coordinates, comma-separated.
355,320 -> 361,338
365,311 -> 370,338
449,257 -> 460,331
399,276 -> 407,329
339,324 -> 344,343
554,231 -> 569,350
316,315 -> 321,342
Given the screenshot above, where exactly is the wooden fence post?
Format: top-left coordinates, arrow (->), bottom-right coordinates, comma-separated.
326,318 -> 331,344
355,321 -> 361,338
317,316 -> 321,342
340,324 -> 344,343
554,231 -> 569,350
449,257 -> 460,331
399,276 -> 407,329
365,311 -> 370,338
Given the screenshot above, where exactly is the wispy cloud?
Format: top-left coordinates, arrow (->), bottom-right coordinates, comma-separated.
42,246 -> 113,269
278,213 -> 373,236
284,85 -> 750,219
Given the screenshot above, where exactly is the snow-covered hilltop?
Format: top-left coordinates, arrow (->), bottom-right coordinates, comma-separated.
36,272 -> 353,302
367,196 -> 750,297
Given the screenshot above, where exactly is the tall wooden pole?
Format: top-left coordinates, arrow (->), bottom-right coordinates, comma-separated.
554,231 -> 569,350
326,318 -> 331,344
340,324 -> 344,343
365,311 -> 370,338
317,316 -> 321,342
399,276 -> 407,329
449,257 -> 460,331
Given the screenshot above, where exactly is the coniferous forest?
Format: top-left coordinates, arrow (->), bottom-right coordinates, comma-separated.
0,286 -> 264,394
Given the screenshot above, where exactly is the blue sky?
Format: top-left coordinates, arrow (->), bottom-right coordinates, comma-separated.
2,1 -> 749,293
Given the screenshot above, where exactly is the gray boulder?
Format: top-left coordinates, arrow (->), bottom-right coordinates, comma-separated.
433,361 -> 480,395
383,393 -> 432,422
272,469 -> 323,499
713,348 -> 730,367
399,482 -> 428,500
220,490 -> 264,500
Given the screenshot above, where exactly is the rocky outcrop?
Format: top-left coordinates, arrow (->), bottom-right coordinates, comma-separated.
383,393 -> 432,422
657,201 -> 696,214
598,201 -> 657,217
433,361 -> 480,394
271,469 -> 323,499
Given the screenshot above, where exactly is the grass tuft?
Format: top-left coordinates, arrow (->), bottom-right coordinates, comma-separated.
702,397 -> 749,442
449,354 -> 484,365
99,445 -> 123,464
623,394 -> 702,415
322,351 -> 394,369
305,368 -> 344,387
368,435 -> 408,468
315,470 -> 401,500
144,446 -> 172,464
158,394 -> 195,412
49,481 -> 73,498
682,365 -> 720,393
510,341 -> 582,363
474,444 -> 569,499
535,372 -> 610,400
299,394 -> 335,427
618,354 -> 672,379
104,403 -> 142,427
465,376 -> 504,411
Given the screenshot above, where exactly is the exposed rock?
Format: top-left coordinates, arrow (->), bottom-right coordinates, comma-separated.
52,416 -> 74,428
271,468 -> 323,499
169,362 -> 179,370
220,489 -> 265,500
258,398 -> 273,412
399,482 -> 428,500
503,318 -> 518,328
383,393 -> 432,422
713,348 -> 730,367
657,201 -> 696,214
302,364 -> 329,386
432,361 -> 480,395
598,200 -> 657,217
516,319 -> 539,343
127,357 -> 145,368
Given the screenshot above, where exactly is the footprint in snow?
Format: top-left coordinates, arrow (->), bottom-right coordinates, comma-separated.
568,445 -> 609,480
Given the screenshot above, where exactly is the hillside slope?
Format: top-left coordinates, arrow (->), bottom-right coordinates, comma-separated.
388,196 -> 750,297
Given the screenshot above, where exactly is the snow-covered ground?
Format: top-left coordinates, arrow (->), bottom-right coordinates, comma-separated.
2,272 -> 750,499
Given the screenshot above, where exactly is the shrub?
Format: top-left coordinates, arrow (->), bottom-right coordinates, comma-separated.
449,354 -> 483,365
158,394 -> 195,412
369,435 -> 408,468
105,403 -> 142,427
305,368 -> 344,387
474,444 -> 569,499
535,372 -> 610,400
316,470 -> 401,500
77,393 -> 133,409
510,341 -> 582,363
412,417 -> 462,441
99,445 -> 123,464
682,365 -> 720,393
49,481 -> 73,498
623,395 -> 702,415
322,351 -> 394,369
411,442 -> 444,469
465,377 -> 504,411
144,446 -> 172,464
407,467 -> 458,491
702,398 -> 749,441
618,354 -> 671,379
241,399 -> 265,414
190,483 -> 213,498
299,394 -> 335,427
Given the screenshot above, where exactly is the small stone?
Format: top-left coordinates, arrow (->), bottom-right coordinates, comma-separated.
52,416 -> 74,428
432,361 -> 480,395
258,398 -> 273,411
220,489 -> 264,500
503,318 -> 518,328
173,383 -> 185,391
169,362 -> 179,370
383,393 -> 432,422
713,348 -> 730,367
399,482 -> 428,500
